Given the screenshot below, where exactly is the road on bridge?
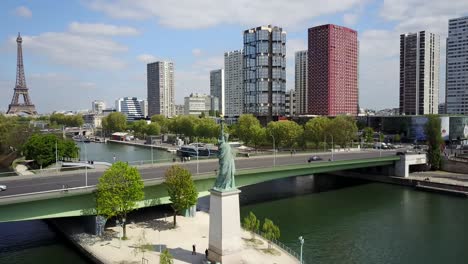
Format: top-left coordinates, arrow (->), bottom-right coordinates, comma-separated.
0,150 -> 396,197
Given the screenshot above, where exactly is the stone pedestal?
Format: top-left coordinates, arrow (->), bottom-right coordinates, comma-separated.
208,188 -> 242,263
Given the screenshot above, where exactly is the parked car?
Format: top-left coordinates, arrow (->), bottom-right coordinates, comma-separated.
308,156 -> 322,163
0,184 -> 6,191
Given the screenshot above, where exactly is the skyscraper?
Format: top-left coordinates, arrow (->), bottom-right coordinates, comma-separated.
399,31 -> 440,115
308,24 -> 358,116
446,16 -> 468,114
285,89 -> 296,116
244,25 -> 286,120
295,50 -> 308,114
210,69 -> 225,115
147,61 -> 175,117
224,50 -> 244,117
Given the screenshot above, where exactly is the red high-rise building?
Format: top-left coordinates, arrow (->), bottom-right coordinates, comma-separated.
307,24 -> 358,116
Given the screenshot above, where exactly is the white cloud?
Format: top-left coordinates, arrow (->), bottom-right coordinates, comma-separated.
15,6 -> 32,18
137,54 -> 158,63
192,48 -> 202,57
10,32 -> 128,70
343,13 -> 358,26
69,22 -> 140,36
85,0 -> 364,29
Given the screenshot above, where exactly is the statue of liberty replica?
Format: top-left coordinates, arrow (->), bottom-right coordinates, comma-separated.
208,116 -> 242,262
213,117 -> 236,191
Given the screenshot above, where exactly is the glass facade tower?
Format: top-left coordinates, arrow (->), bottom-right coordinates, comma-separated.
243,25 -> 286,120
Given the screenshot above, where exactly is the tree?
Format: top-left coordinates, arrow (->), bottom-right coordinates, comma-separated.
243,211 -> 260,240
304,117 -> 331,148
146,123 -> 161,136
128,120 -> 148,139
236,114 -> 263,147
102,112 -> 127,135
266,121 -> 303,150
151,115 -> 169,134
164,165 -> 198,228
262,218 -> 280,249
95,161 -> 144,238
327,115 -> 358,148
363,127 -> 375,143
22,134 -> 79,168
160,249 -> 174,264
133,230 -> 152,258
49,113 -> 84,127
425,115 -> 442,170
195,118 -> 219,139
395,134 -> 401,143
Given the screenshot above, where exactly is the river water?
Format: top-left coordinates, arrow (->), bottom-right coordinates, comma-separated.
1,142 -> 467,263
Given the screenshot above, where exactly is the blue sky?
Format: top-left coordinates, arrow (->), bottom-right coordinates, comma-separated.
0,0 -> 467,113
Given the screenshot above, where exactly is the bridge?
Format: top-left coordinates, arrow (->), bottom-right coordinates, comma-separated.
0,152 -> 414,223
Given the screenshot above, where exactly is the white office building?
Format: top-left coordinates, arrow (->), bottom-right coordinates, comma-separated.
285,89 -> 296,116
224,50 -> 244,117
210,69 -> 225,115
184,93 -> 218,116
147,61 -> 175,117
295,50 -> 308,114
92,100 -> 105,114
115,97 -> 146,121
446,16 -> 468,114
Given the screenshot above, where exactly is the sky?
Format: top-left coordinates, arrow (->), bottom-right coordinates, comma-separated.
0,0 -> 467,114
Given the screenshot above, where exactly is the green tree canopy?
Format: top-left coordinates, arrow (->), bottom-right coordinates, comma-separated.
243,211 -> 260,240
425,115 -> 442,170
146,122 -> 161,136
266,120 -> 303,150
262,218 -> 280,249
151,114 -> 169,134
50,113 -> 84,127
160,249 -> 174,264
22,134 -> 79,168
102,112 -> 127,135
327,115 -> 358,148
128,120 -> 148,138
0,115 -> 37,155
95,161 -> 144,238
304,116 -> 331,147
363,127 -> 375,143
236,114 -> 263,147
195,118 -> 219,139
164,165 -> 198,228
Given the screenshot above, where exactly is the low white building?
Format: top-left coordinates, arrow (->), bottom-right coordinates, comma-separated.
115,97 -> 146,121
184,93 -> 218,116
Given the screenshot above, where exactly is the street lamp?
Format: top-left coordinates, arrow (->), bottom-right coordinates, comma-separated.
151,140 -> 154,166
379,132 -> 382,157
196,138 -> 199,174
82,141 -> 88,187
158,230 -> 161,253
299,236 -> 304,264
270,132 -> 276,167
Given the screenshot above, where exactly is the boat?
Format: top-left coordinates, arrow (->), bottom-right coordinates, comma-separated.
73,135 -> 91,143
176,143 -> 218,157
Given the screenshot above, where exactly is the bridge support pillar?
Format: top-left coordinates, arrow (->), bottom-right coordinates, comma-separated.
208,188 -> 242,263
82,215 -> 107,236
395,154 -> 427,178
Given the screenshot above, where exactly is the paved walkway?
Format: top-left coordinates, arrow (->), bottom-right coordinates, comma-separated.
76,212 -> 299,264
408,171 -> 468,187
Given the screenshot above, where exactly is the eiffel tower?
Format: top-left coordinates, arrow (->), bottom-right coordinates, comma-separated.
6,32 -> 37,115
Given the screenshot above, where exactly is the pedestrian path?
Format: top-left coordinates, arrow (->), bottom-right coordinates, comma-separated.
76,212 -> 299,264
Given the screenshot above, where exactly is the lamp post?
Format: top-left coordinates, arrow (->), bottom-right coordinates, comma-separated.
158,230 -> 161,253
299,236 -> 304,264
82,141 -> 88,187
55,140 -> 58,174
379,132 -> 382,157
151,141 -> 154,166
270,132 -> 276,167
331,135 -> 334,161
196,138 -> 199,174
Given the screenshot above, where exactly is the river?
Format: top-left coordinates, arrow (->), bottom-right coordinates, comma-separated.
76,141 -> 174,163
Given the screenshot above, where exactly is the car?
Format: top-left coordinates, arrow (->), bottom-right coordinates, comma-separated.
0,184 -> 6,191
308,156 -> 323,163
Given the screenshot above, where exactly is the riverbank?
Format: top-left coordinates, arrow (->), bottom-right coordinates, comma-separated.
51,211 -> 299,264
331,170 -> 468,197
107,139 -> 178,153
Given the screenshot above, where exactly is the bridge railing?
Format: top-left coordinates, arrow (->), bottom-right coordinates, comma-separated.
251,229 -> 305,264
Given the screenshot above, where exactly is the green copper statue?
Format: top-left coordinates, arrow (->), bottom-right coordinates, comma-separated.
213,117 -> 236,191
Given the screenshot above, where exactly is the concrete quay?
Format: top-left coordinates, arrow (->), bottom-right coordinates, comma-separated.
51,211 -> 299,264
107,139 -> 179,153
